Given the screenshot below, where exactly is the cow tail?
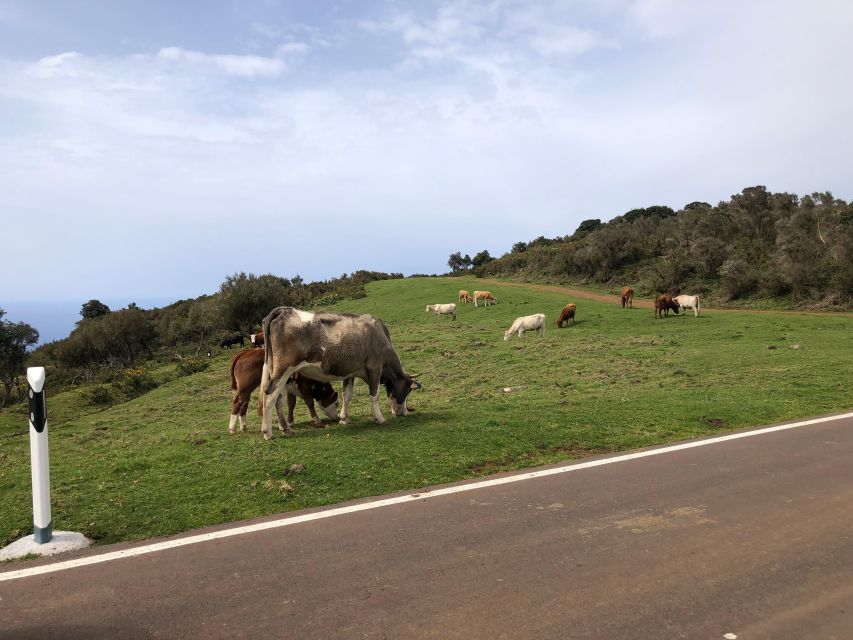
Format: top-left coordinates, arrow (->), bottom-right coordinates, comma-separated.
229,352 -> 240,390
261,307 -> 286,397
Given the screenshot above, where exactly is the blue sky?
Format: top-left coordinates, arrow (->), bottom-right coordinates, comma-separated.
2,0 -> 853,303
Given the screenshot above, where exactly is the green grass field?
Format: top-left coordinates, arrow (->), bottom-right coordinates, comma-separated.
1,277 -> 851,548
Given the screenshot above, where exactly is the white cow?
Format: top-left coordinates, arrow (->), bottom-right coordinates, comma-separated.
426,303 -> 457,321
674,294 -> 701,317
504,313 -> 546,340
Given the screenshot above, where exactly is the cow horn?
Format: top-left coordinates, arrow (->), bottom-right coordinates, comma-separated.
410,372 -> 424,379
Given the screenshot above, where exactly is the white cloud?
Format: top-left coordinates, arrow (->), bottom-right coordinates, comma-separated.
1,1 -> 852,300
157,46 -> 286,77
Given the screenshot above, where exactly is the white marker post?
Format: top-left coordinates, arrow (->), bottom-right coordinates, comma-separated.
28,367 -> 52,543
0,367 -> 90,561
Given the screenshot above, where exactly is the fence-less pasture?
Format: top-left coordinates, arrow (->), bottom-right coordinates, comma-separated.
1,277 -> 851,547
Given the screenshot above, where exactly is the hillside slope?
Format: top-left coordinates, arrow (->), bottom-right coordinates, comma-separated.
2,278 -> 851,547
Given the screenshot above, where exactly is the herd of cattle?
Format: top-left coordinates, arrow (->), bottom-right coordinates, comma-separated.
227,286 -> 701,438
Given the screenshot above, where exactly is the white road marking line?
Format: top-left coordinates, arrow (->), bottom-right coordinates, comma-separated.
2,411 -> 851,582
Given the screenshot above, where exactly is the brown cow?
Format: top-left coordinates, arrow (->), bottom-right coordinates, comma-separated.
556,303 -> 576,328
472,290 -> 497,307
250,331 -> 264,347
228,348 -> 338,435
620,287 -> 634,308
654,294 -> 680,318
458,289 -> 471,303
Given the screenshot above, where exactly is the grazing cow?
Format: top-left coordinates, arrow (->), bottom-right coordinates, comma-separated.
504,313 -> 546,340
250,331 -> 264,347
654,294 -> 680,318
459,290 -> 471,303
426,303 -> 457,320
674,294 -> 701,317
260,308 -> 421,439
556,303 -> 576,328
473,290 -> 497,307
620,287 -> 634,308
229,348 -> 338,435
220,333 -> 245,349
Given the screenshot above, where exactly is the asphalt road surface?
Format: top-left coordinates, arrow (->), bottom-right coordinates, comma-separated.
2,413 -> 852,639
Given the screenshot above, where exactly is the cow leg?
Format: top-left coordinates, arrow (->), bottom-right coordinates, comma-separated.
339,378 -> 355,425
272,393 -> 294,435
239,396 -> 250,432
230,391 -> 249,434
366,371 -> 385,424
303,395 -> 324,428
262,368 -> 298,440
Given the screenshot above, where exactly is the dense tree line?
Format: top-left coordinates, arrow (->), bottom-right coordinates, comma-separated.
23,270 -> 402,390
0,309 -> 39,407
451,186 -> 853,306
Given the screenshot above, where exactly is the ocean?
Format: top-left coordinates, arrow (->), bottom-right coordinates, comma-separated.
1,298 -> 175,346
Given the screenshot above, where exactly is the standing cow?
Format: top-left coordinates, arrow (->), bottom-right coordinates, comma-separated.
260,308 -> 421,439
504,313 -> 546,340
426,303 -> 457,320
674,294 -> 701,317
458,290 -> 471,303
220,334 -> 245,349
473,291 -> 497,307
654,294 -> 680,318
620,287 -> 634,308
556,303 -> 576,328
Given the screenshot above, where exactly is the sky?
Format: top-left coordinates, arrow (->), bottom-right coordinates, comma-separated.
2,0 -> 853,305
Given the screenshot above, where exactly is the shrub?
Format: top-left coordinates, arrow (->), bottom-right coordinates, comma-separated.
84,384 -> 114,405
116,368 -> 157,395
176,357 -> 210,377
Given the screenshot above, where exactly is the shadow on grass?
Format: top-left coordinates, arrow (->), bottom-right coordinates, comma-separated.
289,410 -> 453,438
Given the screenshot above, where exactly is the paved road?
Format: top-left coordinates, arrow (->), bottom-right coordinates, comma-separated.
2,414 -> 852,639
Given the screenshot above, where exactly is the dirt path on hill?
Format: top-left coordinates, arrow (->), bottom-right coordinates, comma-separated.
479,279 -> 853,317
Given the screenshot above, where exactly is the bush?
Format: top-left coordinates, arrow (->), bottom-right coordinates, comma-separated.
176,357 -> 210,377
116,368 -> 157,395
84,384 -> 114,405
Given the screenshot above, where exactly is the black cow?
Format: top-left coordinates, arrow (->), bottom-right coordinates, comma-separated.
219,334 -> 245,349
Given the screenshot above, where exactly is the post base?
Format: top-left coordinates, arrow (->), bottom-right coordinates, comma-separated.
0,531 -> 91,561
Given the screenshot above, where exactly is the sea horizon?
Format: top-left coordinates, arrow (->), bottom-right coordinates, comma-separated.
1,297 -> 177,346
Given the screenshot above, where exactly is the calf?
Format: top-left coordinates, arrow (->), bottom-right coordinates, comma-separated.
426,303 -> 457,320
620,287 -> 634,308
654,294 -> 680,318
504,313 -> 546,340
229,348 -> 338,435
674,294 -> 700,317
458,290 -> 471,303
556,303 -> 576,328
473,290 -> 497,307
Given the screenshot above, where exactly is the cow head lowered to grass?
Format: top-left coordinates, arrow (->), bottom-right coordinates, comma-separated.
260,307 -> 422,439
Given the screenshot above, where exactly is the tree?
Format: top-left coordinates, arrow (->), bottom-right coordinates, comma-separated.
471,250 -> 494,268
0,309 -> 39,407
80,299 -> 111,320
447,252 -> 473,272
573,219 -> 601,238
511,242 -> 528,254
188,299 -> 219,356
218,272 -> 293,332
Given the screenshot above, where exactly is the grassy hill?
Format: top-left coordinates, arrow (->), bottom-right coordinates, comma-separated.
2,277 -> 851,548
